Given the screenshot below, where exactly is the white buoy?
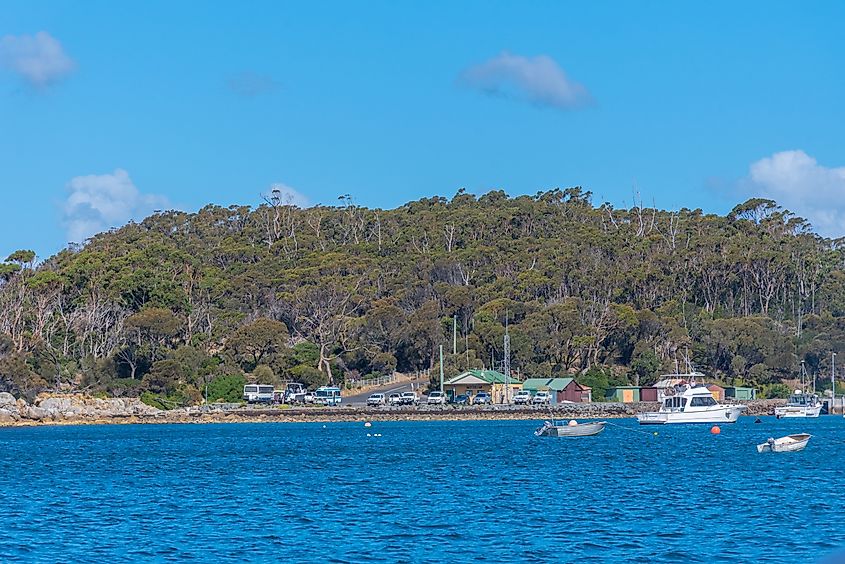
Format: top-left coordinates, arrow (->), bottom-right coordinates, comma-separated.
364,422 -> 372,428
367,433 -> 372,437
568,419 -> 578,427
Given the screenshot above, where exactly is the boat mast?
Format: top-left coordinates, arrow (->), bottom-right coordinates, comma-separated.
800,360 -> 806,393
833,352 -> 837,414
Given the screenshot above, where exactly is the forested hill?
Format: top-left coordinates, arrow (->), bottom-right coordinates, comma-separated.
2,188 -> 844,404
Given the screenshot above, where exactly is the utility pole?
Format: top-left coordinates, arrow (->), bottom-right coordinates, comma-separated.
833,352 -> 837,415
453,315 -> 457,356
439,345 -> 444,394
503,311 -> 511,405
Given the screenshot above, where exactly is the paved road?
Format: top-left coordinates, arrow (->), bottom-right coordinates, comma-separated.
344,378 -> 427,406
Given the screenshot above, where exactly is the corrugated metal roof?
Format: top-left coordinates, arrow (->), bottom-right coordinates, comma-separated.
547,378 -> 574,391
522,377 -> 576,391
522,378 -> 552,390
445,369 -> 522,385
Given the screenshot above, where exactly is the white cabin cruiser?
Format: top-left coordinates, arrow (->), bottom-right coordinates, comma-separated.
637,383 -> 746,425
774,391 -> 822,419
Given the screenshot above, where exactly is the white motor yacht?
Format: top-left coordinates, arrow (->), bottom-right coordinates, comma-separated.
774,391 -> 822,418
637,383 -> 746,425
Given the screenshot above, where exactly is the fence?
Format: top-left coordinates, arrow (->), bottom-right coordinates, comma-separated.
345,372 -> 398,391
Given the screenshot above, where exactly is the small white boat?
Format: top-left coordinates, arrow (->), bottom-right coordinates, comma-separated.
535,420 -> 606,437
774,391 -> 822,418
637,382 -> 746,425
756,434 -> 812,453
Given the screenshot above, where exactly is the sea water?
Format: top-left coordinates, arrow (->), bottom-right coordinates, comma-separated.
1,417 -> 844,563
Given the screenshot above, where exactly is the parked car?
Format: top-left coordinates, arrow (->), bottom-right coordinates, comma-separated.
532,391 -> 551,405
426,390 -> 447,405
452,394 -> 470,405
473,392 -> 492,405
367,393 -> 387,407
388,393 -> 403,406
304,391 -> 316,404
284,382 -> 308,404
513,390 -> 533,405
400,391 -> 419,405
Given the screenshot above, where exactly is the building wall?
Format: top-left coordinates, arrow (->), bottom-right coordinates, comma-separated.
640,387 -> 658,402
708,386 -> 725,401
559,383 -> 591,403
607,388 -> 640,402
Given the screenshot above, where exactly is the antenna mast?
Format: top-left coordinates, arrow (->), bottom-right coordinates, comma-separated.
503,310 -> 511,404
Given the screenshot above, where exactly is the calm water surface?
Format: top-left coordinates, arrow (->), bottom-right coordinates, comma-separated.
1,417 -> 844,563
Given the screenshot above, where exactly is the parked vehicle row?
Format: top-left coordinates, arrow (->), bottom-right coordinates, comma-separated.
243,383 -> 340,406
369,389 -> 545,406
368,391 -> 420,406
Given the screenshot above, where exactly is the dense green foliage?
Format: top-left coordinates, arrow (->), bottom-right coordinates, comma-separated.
1,189 -> 844,402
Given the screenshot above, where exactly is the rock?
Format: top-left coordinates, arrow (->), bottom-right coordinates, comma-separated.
0,392 -> 16,409
38,397 -> 76,413
21,406 -> 50,421
0,409 -> 19,423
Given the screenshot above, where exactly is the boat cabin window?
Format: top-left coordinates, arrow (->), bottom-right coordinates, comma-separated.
663,397 -> 686,409
689,396 -> 717,407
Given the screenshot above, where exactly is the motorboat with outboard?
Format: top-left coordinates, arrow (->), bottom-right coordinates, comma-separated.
756,434 -> 812,453
535,419 -> 606,437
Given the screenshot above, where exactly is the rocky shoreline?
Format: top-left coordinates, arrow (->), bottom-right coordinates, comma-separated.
0,393 -> 787,427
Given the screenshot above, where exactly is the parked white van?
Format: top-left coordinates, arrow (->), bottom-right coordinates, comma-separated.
243,384 -> 275,403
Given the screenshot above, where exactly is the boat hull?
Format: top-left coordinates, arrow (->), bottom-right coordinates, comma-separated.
536,422 -> 606,437
774,406 -> 821,418
637,406 -> 746,425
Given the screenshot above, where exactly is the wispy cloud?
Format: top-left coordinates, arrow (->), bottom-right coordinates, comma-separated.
63,169 -> 170,243
458,52 -> 592,110
267,183 -> 308,207
742,150 -> 845,238
0,31 -> 75,88
226,71 -> 280,97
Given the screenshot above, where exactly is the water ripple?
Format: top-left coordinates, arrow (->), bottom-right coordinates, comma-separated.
0,418 -> 844,562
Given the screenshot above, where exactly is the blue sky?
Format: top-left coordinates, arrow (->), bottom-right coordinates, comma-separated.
2,1 -> 844,258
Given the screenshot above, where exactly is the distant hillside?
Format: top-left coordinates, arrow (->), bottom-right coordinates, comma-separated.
2,189 -> 844,404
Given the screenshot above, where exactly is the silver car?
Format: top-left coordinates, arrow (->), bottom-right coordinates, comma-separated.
426,391 -> 447,405
367,393 -> 386,407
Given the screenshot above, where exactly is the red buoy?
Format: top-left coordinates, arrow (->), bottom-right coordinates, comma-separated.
711,425 -> 721,435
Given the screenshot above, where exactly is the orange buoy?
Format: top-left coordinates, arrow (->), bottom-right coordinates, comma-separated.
711,425 -> 721,435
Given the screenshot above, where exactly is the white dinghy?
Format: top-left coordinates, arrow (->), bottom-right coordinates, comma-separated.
756,434 -> 812,453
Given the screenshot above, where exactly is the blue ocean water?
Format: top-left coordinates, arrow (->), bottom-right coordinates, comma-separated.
1,417 -> 844,563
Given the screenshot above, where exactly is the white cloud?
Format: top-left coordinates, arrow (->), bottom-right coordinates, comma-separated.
0,31 -> 75,87
459,52 -> 592,110
267,183 -> 308,207
743,150 -> 845,238
226,71 -> 279,96
63,169 -> 170,243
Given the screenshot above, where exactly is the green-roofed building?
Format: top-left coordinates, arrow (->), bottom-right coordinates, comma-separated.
444,370 -> 522,404
522,377 -> 592,404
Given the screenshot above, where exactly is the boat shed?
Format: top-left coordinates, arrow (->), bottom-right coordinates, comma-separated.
444,370 -> 522,403
639,386 -> 659,402
605,386 -> 641,403
725,386 -> 757,400
522,378 -> 592,403
707,384 -> 725,401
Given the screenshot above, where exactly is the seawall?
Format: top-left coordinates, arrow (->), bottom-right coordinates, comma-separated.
0,393 -> 787,427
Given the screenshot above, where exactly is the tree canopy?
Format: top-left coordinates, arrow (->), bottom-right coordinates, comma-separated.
1,191 -> 844,403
